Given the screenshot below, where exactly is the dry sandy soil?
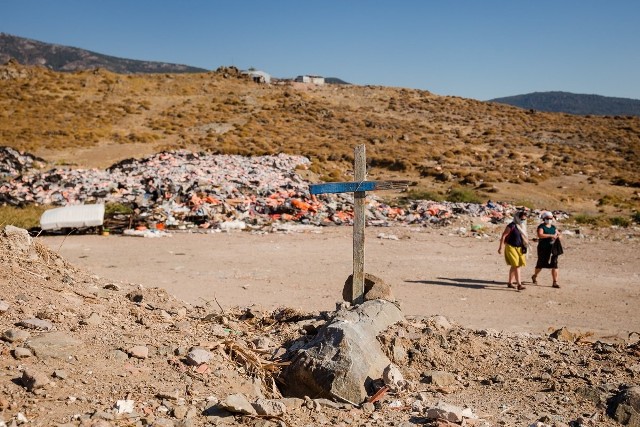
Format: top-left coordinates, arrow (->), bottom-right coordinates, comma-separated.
2,222 -> 640,427
42,222 -> 640,342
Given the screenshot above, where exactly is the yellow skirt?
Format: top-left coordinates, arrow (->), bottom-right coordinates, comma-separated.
504,244 -> 526,267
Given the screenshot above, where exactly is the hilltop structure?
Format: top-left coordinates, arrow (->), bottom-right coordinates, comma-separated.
295,74 -> 325,85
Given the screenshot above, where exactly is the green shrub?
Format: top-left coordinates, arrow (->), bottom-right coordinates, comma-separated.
447,188 -> 482,204
633,211 -> 640,224
104,202 -> 134,215
609,216 -> 631,227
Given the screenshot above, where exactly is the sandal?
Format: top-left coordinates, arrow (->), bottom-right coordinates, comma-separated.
517,284 -> 526,291
508,283 -> 516,289
552,282 -> 560,289
531,275 -> 537,285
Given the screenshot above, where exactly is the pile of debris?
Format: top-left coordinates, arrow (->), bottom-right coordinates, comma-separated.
0,146 -> 44,181
1,225 -> 638,426
0,148 -> 561,233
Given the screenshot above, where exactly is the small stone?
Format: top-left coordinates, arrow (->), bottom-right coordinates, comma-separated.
116,399 -> 135,414
82,312 -> 102,326
0,300 -> 9,313
276,397 -> 304,410
209,324 -> 229,338
110,349 -> 129,361
549,327 -> 577,342
252,398 -> 287,416
53,370 -> 68,380
22,368 -> 50,391
186,347 -> 212,365
172,405 -> 188,419
18,318 -> 54,331
13,347 -> 32,359
2,328 -> 30,343
392,343 -> 407,363
362,402 -> 375,413
219,393 -> 257,415
383,364 -> 408,390
431,315 -> 452,330
128,345 -> 149,359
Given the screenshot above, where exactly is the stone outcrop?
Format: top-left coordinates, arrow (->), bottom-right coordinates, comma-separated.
283,299 -> 404,404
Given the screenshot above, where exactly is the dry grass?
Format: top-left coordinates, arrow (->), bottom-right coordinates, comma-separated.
1,61 -> 639,218
0,205 -> 49,229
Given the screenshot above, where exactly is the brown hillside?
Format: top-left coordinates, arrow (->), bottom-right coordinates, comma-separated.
1,61 -> 639,217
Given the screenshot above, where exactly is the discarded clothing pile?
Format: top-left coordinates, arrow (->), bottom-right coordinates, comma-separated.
0,149 -> 533,232
0,146 -> 44,180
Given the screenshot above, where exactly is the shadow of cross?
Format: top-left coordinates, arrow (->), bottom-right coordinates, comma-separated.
309,144 -> 410,305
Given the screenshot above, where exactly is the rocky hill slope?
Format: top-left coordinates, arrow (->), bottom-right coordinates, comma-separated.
0,60 -> 639,221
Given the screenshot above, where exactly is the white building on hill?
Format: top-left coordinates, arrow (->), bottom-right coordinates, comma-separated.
242,69 -> 271,84
294,75 -> 325,85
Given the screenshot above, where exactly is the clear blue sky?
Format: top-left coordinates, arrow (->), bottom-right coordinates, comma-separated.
2,0 -> 639,101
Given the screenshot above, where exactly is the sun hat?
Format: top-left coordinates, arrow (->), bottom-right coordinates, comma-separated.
541,211 -> 554,219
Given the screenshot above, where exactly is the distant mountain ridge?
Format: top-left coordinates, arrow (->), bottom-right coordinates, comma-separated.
489,91 -> 640,117
0,32 -> 207,74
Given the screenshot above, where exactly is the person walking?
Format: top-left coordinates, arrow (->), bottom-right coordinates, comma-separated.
498,210 -> 530,291
531,211 -> 561,288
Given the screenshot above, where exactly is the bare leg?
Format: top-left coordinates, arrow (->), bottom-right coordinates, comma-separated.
532,268 -> 541,284
515,267 -> 526,290
508,267 -> 517,287
552,268 -> 559,287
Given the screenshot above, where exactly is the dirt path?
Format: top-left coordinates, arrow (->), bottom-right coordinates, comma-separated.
42,225 -> 640,341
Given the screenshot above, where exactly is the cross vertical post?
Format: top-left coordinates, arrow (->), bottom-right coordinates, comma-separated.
352,144 -> 366,305
309,145 -> 409,305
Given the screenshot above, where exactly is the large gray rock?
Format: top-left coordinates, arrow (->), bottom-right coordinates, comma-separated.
2,225 -> 32,253
284,299 -> 403,404
26,332 -> 83,359
610,386 -> 640,426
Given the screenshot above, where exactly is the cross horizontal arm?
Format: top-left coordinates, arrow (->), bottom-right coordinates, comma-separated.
309,180 -> 410,195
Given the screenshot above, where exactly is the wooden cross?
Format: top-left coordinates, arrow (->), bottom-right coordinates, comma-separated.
309,144 -> 409,305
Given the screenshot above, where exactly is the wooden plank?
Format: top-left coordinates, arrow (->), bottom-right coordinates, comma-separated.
309,181 -> 376,195
309,180 -> 410,195
352,144 -> 366,305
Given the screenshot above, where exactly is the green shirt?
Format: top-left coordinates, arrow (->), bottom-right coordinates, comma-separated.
537,224 -> 556,250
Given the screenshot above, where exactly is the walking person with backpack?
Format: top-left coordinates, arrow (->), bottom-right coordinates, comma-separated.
498,210 -> 530,291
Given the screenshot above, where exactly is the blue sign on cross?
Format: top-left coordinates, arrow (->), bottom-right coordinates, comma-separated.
309,144 -> 409,305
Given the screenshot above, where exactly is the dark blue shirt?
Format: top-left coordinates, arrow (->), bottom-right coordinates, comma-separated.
505,223 -> 524,247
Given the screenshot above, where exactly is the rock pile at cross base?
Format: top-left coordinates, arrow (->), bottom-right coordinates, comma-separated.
1,226 -> 639,427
